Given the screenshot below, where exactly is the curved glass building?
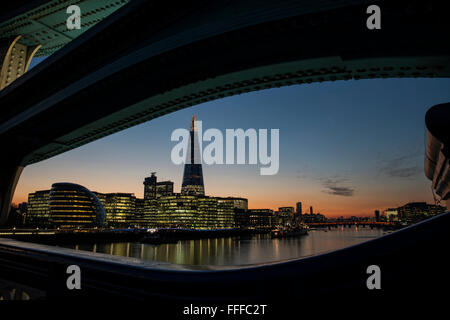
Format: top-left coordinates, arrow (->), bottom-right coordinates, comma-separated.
49,183 -> 105,229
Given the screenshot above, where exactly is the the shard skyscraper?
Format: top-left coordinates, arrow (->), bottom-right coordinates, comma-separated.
181,115 -> 205,196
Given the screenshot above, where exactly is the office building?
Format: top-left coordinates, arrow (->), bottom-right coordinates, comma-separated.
49,183 -> 105,229
278,206 -> 294,226
142,173 -> 174,227
396,202 -> 445,224
18,202 -> 28,216
382,208 -> 398,222
222,197 -> 248,228
157,194 -> 198,228
26,190 -> 50,227
154,194 -> 235,229
296,202 -> 302,215
132,198 -> 145,227
143,173 -> 157,200
225,197 -> 248,211
102,193 -> 136,227
197,196 -> 219,229
143,173 -> 174,200
248,209 -> 274,229
156,181 -> 174,198
216,197 -> 236,229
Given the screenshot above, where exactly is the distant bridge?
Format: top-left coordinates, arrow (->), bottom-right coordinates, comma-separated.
306,221 -> 394,228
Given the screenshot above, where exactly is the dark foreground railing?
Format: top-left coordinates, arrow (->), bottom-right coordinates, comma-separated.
1,213 -> 449,307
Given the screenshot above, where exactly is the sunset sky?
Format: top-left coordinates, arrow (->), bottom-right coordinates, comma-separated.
12,61 -> 450,217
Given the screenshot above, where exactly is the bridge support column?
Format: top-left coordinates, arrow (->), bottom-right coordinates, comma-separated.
0,166 -> 23,226
0,35 -> 40,90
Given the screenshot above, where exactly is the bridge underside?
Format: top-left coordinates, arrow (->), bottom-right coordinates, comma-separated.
0,0 -> 450,223
0,35 -> 40,90
0,0 -> 130,57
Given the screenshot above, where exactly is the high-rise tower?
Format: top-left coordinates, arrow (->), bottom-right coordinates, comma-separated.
181,115 -> 205,196
143,172 -> 157,200
296,202 -> 302,216
143,172 -> 174,199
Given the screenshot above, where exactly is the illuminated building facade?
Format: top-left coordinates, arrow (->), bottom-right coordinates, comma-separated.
143,173 -> 157,200
142,173 -> 174,227
216,198 -> 236,229
26,190 -> 50,227
93,192 -> 106,206
396,202 -> 445,224
102,193 -> 136,227
156,181 -> 174,198
49,183 -> 105,229
132,198 -> 145,227
154,194 -> 235,229
143,173 -> 173,199
248,209 -> 274,229
218,197 -> 249,228
157,194 -> 198,228
382,208 -> 399,222
197,196 -> 219,228
278,206 -> 295,226
225,197 -> 248,210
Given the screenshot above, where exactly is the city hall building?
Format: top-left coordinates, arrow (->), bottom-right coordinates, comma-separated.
49,183 -> 105,229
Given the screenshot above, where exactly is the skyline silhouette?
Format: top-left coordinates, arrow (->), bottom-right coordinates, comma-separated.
12,77 -> 450,217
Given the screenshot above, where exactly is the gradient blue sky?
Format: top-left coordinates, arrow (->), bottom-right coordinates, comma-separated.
14,58 -> 450,217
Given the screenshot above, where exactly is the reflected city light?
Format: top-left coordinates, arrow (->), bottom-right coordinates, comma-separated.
61,227 -> 383,266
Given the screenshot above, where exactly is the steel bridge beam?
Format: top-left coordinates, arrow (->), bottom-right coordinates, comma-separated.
0,35 -> 40,89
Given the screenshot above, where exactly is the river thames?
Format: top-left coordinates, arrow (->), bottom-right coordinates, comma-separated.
60,226 -> 386,266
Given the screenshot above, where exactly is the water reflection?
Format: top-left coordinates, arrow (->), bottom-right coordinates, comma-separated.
61,227 -> 384,266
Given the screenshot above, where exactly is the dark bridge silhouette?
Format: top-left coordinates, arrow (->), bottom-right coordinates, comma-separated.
0,0 -> 449,305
